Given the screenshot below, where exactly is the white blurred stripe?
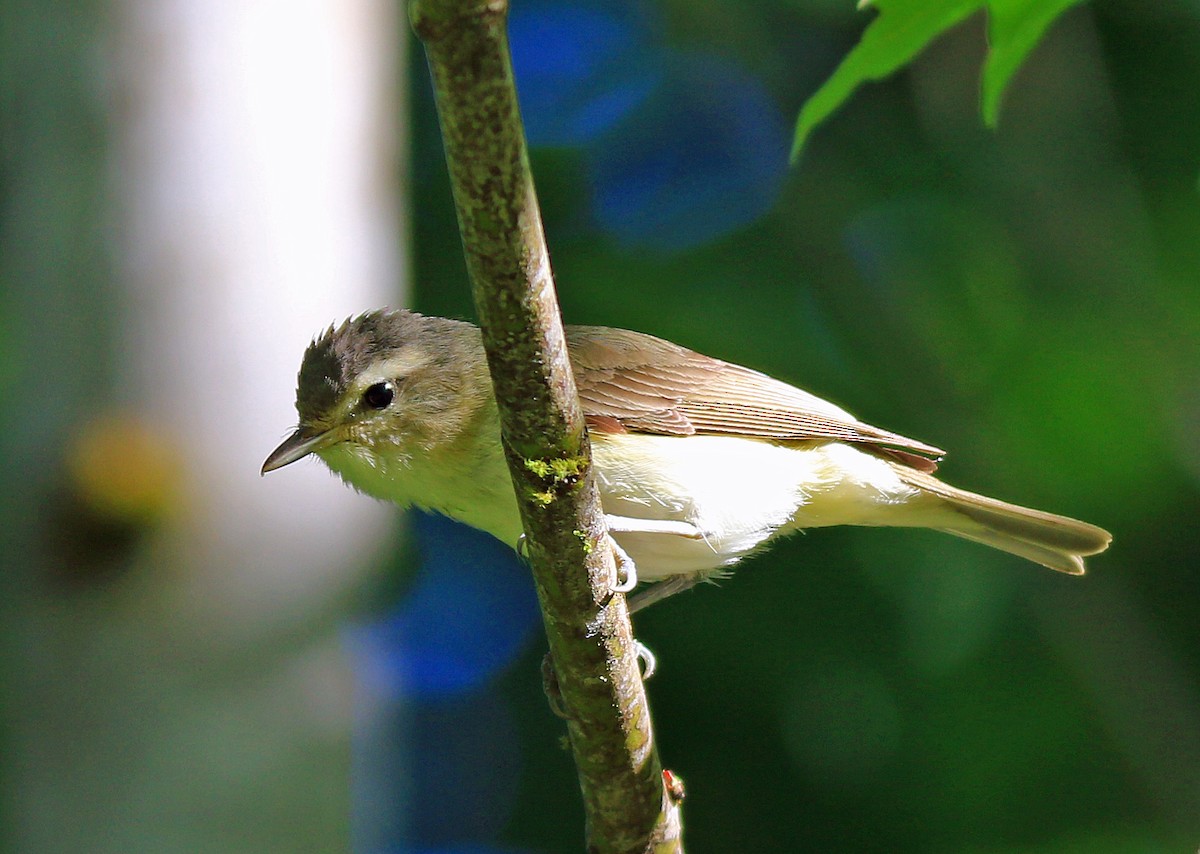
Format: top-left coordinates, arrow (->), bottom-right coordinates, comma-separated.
111,0 -> 401,623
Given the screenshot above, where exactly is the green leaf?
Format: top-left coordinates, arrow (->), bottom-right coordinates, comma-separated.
791,0 -> 1088,162
791,0 -> 982,162
981,0 -> 1086,126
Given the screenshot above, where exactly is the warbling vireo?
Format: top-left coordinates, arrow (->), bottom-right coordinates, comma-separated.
263,309 -> 1110,610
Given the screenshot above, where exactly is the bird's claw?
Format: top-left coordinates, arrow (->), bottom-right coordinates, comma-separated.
541,652 -> 571,719
607,534 -> 638,594
634,639 -> 657,680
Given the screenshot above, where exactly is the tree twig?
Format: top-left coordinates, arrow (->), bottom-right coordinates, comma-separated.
408,1 -> 683,851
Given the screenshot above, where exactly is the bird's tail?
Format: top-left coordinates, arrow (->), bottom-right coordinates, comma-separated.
890,464 -> 1112,575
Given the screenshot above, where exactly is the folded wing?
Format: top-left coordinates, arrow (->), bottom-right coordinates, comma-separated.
567,325 -> 945,472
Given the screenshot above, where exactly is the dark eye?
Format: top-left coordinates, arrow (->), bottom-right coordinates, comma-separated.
362,381 -> 394,410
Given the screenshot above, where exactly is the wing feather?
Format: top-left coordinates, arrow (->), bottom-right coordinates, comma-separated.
568,325 -> 945,470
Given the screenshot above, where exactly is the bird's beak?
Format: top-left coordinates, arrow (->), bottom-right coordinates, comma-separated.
261,427 -> 338,475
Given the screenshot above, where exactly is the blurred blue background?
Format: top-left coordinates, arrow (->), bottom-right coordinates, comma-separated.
5,0 -> 1200,851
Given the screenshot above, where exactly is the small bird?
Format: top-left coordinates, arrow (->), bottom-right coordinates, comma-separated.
263,309 -> 1111,610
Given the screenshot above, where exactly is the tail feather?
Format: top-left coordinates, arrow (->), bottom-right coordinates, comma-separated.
891,464 -> 1112,575
935,527 -> 1086,575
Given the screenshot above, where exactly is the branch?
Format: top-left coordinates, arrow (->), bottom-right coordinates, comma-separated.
408,1 -> 683,851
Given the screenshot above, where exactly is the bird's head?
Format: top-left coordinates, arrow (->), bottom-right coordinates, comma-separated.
262,309 -> 485,476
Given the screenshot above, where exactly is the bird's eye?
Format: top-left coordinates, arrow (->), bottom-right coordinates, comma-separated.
362,381 -> 395,410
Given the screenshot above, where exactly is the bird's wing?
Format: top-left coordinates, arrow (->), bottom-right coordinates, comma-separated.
567,325 -> 945,472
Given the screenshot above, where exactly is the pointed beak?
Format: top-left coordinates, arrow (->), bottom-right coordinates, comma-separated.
261,427 -> 338,475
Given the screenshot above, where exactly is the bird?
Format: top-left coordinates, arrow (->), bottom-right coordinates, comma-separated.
262,309 -> 1111,611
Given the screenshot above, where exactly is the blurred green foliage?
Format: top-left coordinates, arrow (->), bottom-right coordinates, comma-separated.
413,1 -> 1200,851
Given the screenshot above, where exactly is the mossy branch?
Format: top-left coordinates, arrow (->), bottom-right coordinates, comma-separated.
408,1 -> 683,851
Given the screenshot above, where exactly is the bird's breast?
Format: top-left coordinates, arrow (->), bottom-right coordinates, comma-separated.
318,434 -> 524,546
